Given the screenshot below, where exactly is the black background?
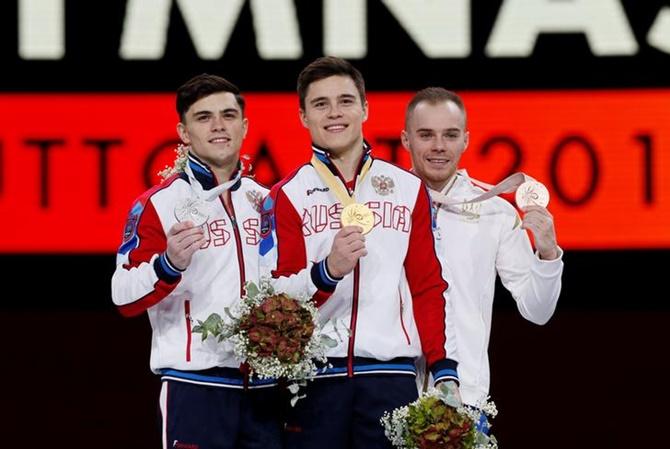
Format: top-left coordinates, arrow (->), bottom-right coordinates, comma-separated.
1,1 -> 669,447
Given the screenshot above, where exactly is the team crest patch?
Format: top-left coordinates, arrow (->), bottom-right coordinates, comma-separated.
371,175 -> 395,195
122,201 -> 143,243
260,211 -> 272,237
246,190 -> 263,212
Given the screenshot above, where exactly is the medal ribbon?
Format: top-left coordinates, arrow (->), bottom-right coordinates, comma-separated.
310,154 -> 373,206
184,158 -> 244,202
429,171 -> 536,207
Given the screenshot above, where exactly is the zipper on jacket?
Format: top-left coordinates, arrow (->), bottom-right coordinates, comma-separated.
347,263 -> 361,377
220,192 -> 246,297
398,289 -> 411,345
184,299 -> 192,362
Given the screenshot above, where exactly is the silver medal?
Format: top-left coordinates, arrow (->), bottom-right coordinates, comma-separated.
174,197 -> 210,227
515,180 -> 550,209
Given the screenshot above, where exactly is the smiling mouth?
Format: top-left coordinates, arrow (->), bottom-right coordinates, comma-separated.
324,124 -> 348,132
209,137 -> 231,144
426,158 -> 450,165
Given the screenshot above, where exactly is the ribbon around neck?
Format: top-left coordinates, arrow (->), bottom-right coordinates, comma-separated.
183,159 -> 244,202
310,154 -> 372,207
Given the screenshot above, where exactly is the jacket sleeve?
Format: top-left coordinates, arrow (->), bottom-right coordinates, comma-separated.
259,184 -> 340,306
111,197 -> 182,317
405,184 -> 459,384
496,211 -> 563,325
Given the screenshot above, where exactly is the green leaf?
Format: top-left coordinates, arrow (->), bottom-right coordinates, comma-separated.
245,281 -> 260,301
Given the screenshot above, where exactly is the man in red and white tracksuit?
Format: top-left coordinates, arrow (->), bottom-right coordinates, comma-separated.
112,74 -> 281,449
259,57 -> 459,449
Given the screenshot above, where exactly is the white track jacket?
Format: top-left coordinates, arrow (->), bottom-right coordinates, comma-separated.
111,154 -> 268,376
259,144 -> 459,383
434,170 -> 563,405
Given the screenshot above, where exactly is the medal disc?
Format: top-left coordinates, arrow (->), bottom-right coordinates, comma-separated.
341,203 -> 374,234
174,198 -> 210,227
515,180 -> 550,209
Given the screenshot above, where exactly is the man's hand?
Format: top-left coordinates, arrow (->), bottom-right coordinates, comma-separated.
326,226 -> 368,278
166,221 -> 206,270
521,205 -> 559,260
435,379 -> 462,406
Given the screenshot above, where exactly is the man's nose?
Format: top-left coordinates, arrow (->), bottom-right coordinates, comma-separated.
327,104 -> 343,118
211,115 -> 226,131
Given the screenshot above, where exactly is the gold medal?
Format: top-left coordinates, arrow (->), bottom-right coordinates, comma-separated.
341,203 -> 374,234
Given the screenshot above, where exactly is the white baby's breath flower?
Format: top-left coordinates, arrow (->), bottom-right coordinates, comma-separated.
158,144 -> 189,180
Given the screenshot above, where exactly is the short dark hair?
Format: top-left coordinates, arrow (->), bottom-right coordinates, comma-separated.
176,73 -> 245,121
297,56 -> 366,110
405,87 -> 467,128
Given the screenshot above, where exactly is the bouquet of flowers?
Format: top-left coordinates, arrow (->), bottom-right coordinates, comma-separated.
381,382 -> 498,449
192,279 -> 336,383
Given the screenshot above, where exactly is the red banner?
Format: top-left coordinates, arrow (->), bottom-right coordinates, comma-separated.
0,91 -> 668,252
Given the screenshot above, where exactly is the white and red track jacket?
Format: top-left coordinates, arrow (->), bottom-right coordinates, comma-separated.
112,153 -> 269,382
259,143 -> 459,383
433,170 -> 563,405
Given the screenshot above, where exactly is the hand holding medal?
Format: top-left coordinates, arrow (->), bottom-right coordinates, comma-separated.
310,154 -> 374,278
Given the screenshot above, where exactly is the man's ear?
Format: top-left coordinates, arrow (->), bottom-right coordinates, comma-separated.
401,130 -> 411,151
463,130 -> 470,151
299,109 -> 309,129
242,117 -> 249,139
177,122 -> 190,144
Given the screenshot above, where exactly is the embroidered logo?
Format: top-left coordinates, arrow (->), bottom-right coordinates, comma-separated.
460,202 -> 481,221
371,175 -> 394,195
307,186 -> 330,196
246,190 -> 263,212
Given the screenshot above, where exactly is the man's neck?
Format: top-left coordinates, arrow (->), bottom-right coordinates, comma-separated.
211,162 -> 237,186
427,173 -> 457,193
329,141 -> 365,181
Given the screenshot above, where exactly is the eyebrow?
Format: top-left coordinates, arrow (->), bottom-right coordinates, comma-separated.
309,96 -> 329,106
309,93 -> 357,105
416,127 -> 461,133
192,108 -> 240,117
